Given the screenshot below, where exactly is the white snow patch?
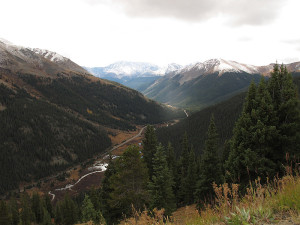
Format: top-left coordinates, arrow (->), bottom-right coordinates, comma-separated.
30,48 -> 67,63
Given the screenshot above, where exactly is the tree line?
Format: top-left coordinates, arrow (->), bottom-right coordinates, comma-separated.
0,64 -> 299,224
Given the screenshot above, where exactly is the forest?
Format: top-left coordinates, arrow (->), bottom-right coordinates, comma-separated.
0,84 -> 111,194
0,70 -> 183,195
0,64 -> 299,224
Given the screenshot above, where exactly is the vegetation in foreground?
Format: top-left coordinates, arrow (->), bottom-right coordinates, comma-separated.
0,64 -> 299,225
122,168 -> 300,225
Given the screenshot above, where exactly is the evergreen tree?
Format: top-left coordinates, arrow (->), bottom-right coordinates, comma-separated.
9,198 -> 19,225
225,81 -> 259,185
109,145 -> 149,219
0,200 -> 11,225
180,132 -> 190,174
148,144 -> 176,216
81,194 -> 96,223
185,147 -> 197,204
20,193 -> 34,225
32,192 -> 44,224
89,187 -> 101,212
195,115 -> 222,202
43,194 -> 53,218
166,142 -> 176,178
100,154 -> 117,224
142,125 -> 158,180
41,208 -> 52,225
178,132 -> 190,205
268,65 -> 300,166
225,79 -> 278,185
56,195 -> 78,225
54,204 -> 62,225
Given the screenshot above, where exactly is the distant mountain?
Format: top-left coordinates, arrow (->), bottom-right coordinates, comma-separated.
0,39 -> 181,194
85,61 -> 182,91
143,58 -> 300,109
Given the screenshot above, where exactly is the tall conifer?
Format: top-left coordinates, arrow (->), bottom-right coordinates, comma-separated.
142,125 -> 158,180
148,144 -> 176,216
195,115 -> 222,201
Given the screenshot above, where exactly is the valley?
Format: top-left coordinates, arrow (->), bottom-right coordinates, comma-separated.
0,38 -> 300,225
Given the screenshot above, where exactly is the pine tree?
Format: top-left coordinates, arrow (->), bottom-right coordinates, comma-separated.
109,145 -> 149,219
185,147 -> 197,204
195,115 -> 222,202
268,65 -> 300,167
32,192 -> 43,224
100,154 -> 117,224
41,208 -> 52,225
180,132 -> 190,174
148,144 -> 176,216
142,125 -> 158,180
225,75 -> 292,187
178,132 -> 190,205
20,193 -> 34,225
57,195 -> 78,225
81,194 -> 96,223
43,194 -> 53,218
9,198 -> 19,225
166,142 -> 176,178
225,82 -> 258,185
0,200 -> 11,225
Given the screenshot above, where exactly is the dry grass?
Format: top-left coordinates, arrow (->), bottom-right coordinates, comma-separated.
121,166 -> 300,225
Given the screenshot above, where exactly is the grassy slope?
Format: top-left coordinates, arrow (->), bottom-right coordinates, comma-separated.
121,171 -> 300,224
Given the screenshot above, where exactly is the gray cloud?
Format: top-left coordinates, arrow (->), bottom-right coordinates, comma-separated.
282,38 -> 300,45
237,36 -> 253,42
83,0 -> 285,26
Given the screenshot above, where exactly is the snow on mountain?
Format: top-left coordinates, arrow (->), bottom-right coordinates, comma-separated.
104,61 -> 160,77
0,38 -> 87,74
86,61 -> 183,79
180,58 -> 258,75
170,58 -> 261,84
30,48 -> 67,63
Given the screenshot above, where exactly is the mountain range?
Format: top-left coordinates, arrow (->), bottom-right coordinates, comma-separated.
143,58 -> 300,109
0,39 -> 181,194
85,58 -> 300,109
85,62 -> 182,91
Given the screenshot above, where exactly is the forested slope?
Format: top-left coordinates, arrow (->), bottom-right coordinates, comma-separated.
0,71 -> 181,194
157,76 -> 300,157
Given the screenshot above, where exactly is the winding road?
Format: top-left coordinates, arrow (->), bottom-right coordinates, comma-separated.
184,110 -> 189,117
49,126 -> 146,201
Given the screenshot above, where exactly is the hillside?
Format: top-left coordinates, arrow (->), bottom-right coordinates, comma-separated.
0,40 -> 182,194
156,76 -> 300,157
144,59 -> 300,109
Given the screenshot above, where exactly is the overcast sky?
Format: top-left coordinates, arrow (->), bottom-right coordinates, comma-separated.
1,0 -> 300,67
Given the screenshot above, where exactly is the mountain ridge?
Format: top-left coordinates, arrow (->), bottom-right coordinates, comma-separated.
0,38 -> 182,194
143,58 -> 300,109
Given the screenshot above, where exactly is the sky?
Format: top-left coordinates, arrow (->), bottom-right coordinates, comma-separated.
0,0 -> 300,67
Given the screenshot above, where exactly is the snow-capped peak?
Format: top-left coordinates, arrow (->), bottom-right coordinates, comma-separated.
171,58 -> 260,84
30,48 -> 67,63
165,63 -> 183,74
178,58 -> 259,76
0,38 -> 14,46
90,61 -> 183,79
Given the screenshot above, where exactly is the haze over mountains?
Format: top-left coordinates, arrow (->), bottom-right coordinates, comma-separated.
85,58 -> 300,109
85,62 -> 182,91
